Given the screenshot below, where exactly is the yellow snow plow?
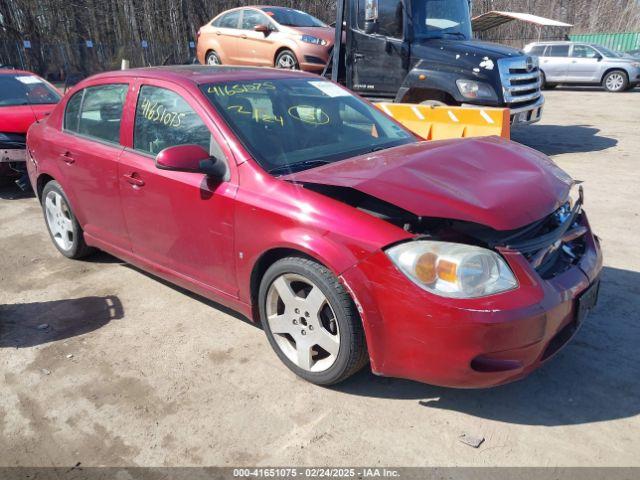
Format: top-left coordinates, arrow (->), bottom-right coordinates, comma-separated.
375,103 -> 511,141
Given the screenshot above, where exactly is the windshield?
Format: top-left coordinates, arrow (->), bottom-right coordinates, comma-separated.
202,78 -> 415,174
412,0 -> 472,40
0,74 -> 61,107
261,7 -> 327,27
596,45 -> 623,58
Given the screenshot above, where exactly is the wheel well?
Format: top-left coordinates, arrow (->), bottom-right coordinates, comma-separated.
401,88 -> 458,105
36,174 -> 54,202
601,68 -> 628,83
274,47 -> 295,65
249,247 -> 319,320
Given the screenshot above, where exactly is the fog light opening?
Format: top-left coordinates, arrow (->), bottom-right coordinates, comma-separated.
471,356 -> 523,373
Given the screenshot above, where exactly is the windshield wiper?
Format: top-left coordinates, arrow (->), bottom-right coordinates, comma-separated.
268,159 -> 332,175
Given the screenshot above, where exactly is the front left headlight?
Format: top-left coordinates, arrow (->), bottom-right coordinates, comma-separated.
300,34 -> 327,46
456,79 -> 496,100
386,241 -> 518,299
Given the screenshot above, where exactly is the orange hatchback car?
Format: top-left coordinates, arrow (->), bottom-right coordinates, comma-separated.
196,6 -> 334,73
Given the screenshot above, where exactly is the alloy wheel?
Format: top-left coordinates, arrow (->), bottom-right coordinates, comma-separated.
207,53 -> 221,65
606,73 -> 625,91
45,190 -> 74,251
277,53 -> 297,69
266,273 -> 340,372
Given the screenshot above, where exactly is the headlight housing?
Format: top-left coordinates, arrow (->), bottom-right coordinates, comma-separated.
456,79 -> 496,100
386,241 -> 518,298
300,35 -> 327,46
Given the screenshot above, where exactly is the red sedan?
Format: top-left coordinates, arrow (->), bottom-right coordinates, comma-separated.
26,66 -> 602,387
0,69 -> 60,187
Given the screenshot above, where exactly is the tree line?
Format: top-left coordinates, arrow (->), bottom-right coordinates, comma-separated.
1,0 -> 639,77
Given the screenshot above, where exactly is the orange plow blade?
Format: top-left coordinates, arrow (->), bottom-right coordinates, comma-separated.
375,103 -> 510,141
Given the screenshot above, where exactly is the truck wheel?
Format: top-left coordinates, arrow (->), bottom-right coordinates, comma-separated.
275,50 -> 299,70
420,100 -> 448,107
41,180 -> 93,259
603,70 -> 628,92
206,51 -> 221,66
258,256 -> 368,385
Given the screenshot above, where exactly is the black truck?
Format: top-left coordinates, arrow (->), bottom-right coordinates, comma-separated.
329,0 -> 544,125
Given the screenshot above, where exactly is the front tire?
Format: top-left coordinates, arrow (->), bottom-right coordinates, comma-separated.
603,70 -> 628,92
42,181 -> 93,259
275,50 -> 299,70
259,257 -> 368,385
540,71 -> 556,89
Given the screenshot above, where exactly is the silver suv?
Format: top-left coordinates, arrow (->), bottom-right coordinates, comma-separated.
524,41 -> 640,92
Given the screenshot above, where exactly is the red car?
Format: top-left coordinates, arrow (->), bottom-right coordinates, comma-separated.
26,66 -> 602,387
1,69 -> 61,186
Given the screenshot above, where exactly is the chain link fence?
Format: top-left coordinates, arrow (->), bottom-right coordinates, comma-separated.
0,40 -> 198,84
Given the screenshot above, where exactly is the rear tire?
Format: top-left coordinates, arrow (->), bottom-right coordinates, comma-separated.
206,50 -> 221,66
258,256 -> 368,385
603,70 -> 628,92
41,180 -> 93,259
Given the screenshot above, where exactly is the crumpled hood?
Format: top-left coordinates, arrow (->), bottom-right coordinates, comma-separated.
284,137 -> 572,231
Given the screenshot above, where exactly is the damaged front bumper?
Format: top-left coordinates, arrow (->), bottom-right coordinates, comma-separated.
340,212 -> 603,388
1,148 -> 27,163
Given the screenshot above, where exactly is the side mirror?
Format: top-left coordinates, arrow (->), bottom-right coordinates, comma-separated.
254,24 -> 270,34
156,144 -> 226,179
364,0 -> 379,34
595,54 -> 603,61
364,20 -> 379,35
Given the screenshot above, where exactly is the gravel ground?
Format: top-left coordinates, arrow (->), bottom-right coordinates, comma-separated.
1,87 -> 639,467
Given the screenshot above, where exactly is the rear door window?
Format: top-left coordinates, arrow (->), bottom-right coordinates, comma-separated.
547,45 -> 570,57
133,85 -> 215,156
218,11 -> 241,29
66,84 -> 128,144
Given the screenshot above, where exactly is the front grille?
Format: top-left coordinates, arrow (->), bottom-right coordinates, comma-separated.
500,200 -> 587,280
498,56 -> 542,106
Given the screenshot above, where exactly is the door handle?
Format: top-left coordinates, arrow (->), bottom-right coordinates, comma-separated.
354,53 -> 365,59
240,34 -> 247,39
215,31 -> 221,35
123,173 -> 145,187
59,151 -> 75,164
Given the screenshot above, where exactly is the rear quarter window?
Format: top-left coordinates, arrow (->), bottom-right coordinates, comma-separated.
528,45 -> 546,56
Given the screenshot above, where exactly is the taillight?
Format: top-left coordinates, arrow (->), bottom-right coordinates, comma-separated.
196,29 -> 201,39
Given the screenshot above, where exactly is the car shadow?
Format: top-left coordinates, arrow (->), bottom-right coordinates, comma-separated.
511,124 -> 618,155
334,266 -> 640,426
123,263 -> 260,330
0,295 -> 124,348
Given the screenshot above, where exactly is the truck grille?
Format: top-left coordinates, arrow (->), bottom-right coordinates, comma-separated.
498,56 -> 542,107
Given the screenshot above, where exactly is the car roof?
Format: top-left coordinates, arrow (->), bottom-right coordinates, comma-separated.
0,69 -> 40,76
84,65 -> 315,87
527,41 -> 603,47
